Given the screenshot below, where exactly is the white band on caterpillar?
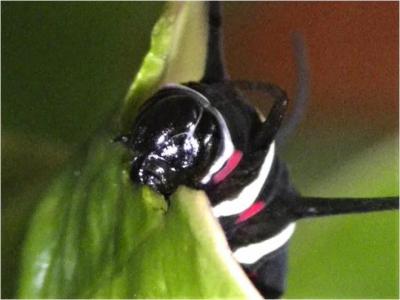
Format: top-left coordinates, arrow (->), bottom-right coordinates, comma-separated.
212,142 -> 275,218
233,222 -> 296,265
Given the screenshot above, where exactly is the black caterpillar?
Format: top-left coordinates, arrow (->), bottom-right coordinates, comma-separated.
117,3 -> 398,298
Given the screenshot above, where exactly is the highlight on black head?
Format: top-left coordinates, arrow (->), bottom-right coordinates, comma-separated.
118,84 -> 235,196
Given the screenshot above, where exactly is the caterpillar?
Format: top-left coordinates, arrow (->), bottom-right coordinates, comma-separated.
117,3 -> 398,298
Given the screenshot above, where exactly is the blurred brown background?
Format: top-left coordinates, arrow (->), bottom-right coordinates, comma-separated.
225,2 -> 398,131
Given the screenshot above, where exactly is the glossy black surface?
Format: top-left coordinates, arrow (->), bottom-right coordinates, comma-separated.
125,87 -> 222,195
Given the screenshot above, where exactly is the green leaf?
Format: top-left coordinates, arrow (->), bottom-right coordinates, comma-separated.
18,136 -> 259,298
3,4 -> 163,297
2,132 -> 71,298
18,2 -> 261,298
121,2 -> 207,129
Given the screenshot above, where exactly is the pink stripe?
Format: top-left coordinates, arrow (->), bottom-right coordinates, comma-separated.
212,150 -> 243,184
235,201 -> 266,224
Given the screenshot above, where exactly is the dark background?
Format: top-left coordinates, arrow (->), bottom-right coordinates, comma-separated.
2,2 -> 398,298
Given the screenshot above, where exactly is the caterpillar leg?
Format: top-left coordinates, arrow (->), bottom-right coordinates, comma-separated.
243,245 -> 288,299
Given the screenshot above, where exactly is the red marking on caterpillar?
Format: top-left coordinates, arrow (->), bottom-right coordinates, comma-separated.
212,150 -> 243,184
236,201 -> 266,224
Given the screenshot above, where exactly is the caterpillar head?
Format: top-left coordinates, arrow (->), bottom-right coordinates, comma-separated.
119,84 -> 235,196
